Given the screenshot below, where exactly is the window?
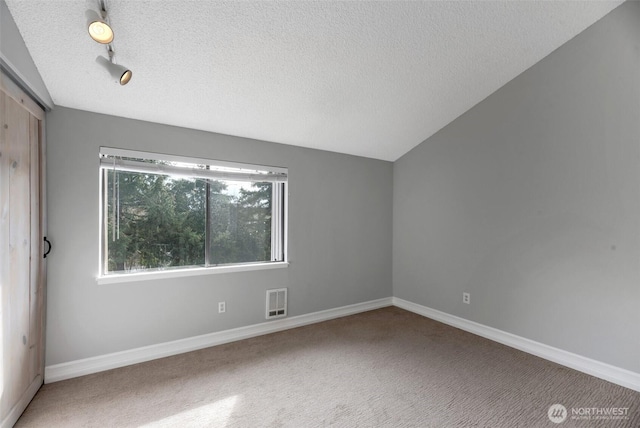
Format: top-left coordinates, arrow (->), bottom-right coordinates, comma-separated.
99,148 -> 287,277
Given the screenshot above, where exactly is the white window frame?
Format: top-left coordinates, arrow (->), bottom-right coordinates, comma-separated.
97,147 -> 288,284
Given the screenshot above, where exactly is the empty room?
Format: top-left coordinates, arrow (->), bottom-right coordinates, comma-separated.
1,0 -> 639,426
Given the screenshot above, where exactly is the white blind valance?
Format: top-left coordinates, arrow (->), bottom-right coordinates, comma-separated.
99,147 -> 287,183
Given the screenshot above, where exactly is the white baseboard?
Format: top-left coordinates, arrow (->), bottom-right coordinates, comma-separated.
45,295 -> 640,393
392,297 -> 640,393
1,375 -> 42,428
45,297 -> 393,383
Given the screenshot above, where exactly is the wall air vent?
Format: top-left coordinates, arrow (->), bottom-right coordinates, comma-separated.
266,288 -> 287,319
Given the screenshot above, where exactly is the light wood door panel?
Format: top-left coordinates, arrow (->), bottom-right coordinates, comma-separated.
28,115 -> 42,385
0,73 -> 46,427
3,90 -> 32,416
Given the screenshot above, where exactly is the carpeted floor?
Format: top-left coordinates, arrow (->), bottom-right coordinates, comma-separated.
15,307 -> 640,427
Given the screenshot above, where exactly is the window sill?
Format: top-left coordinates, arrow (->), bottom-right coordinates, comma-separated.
96,261 -> 289,285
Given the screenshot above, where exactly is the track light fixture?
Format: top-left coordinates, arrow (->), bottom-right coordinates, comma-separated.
96,48 -> 133,85
87,1 -> 133,85
86,1 -> 113,44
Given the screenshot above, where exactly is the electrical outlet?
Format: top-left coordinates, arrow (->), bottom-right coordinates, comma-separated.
218,301 -> 226,313
463,292 -> 470,304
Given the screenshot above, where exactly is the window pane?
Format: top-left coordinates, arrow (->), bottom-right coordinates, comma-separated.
100,148 -> 287,277
105,170 -> 206,273
208,181 -> 272,265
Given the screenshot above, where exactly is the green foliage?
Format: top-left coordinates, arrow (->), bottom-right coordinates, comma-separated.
105,170 -> 273,273
208,181 -> 272,265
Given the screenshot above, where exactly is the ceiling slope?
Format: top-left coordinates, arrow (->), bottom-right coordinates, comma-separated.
6,0 -> 623,160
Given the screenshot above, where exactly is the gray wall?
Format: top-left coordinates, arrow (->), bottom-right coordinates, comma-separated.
0,0 -> 52,108
393,1 -> 640,373
45,107 -> 393,365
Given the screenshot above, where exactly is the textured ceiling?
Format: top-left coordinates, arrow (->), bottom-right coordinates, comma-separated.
6,0 -> 623,161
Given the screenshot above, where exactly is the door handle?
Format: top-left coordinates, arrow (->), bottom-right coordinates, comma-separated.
43,236 -> 52,258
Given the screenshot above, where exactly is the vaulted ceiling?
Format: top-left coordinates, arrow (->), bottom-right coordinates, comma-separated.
6,0 -> 623,161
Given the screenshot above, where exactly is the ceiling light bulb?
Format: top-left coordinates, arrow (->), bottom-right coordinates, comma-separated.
86,10 -> 113,44
89,21 -> 114,44
120,70 -> 132,85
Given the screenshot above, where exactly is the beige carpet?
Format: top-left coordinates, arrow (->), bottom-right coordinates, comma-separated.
16,307 -> 640,427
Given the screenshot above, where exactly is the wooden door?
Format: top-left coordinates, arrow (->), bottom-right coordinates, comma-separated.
0,73 -> 46,427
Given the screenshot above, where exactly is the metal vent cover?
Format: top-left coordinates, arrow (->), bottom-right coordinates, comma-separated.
266,288 -> 287,319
